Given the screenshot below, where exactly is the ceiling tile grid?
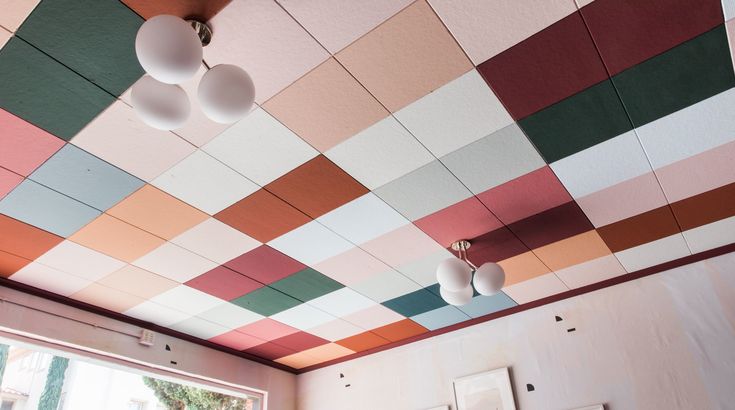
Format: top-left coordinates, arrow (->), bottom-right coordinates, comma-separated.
1,0 -> 734,371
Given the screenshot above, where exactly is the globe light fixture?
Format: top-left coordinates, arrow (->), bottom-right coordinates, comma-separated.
436,239 -> 506,306
436,257 -> 472,292
440,285 -> 473,306
135,15 -> 203,84
473,262 -> 506,296
198,64 -> 255,124
131,76 -> 190,130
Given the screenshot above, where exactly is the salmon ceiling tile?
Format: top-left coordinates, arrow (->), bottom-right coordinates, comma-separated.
0,168 -> 23,200
121,0 -> 232,21
497,251 -> 550,287
336,0 -> 472,112
204,0 -> 329,103
532,230 -> 611,271
263,58 -> 389,152
0,109 -> 64,177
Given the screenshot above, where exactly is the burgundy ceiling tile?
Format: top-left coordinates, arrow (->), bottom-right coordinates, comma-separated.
579,0 -> 723,75
670,182 -> 735,231
597,206 -> 682,252
477,166 -> 572,225
414,197 -> 503,248
185,266 -> 263,301
225,245 -> 306,285
244,342 -> 296,361
272,331 -> 329,352
462,226 -> 529,265
507,201 -> 594,249
477,11 -> 608,120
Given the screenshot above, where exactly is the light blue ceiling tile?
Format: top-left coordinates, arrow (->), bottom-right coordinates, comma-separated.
458,292 -> 517,318
0,179 -> 100,237
29,144 -> 144,210
411,305 -> 469,331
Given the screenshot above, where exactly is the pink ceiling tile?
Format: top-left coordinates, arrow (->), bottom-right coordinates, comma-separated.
224,245 -> 306,284
278,0 -> 413,53
655,140 -> 735,203
428,0 -> 578,65
361,223 -> 445,268
576,172 -> 668,227
209,330 -> 267,351
204,0 -> 330,103
0,109 -> 64,176
414,197 -> 503,247
185,266 -> 263,301
237,318 -> 299,341
343,304 -> 405,329
477,166 -> 572,224
336,0 -> 473,112
313,247 -> 391,286
0,168 -> 23,199
1,0 -> 40,32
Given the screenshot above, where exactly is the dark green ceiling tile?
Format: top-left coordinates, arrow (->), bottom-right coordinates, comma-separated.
269,268 -> 344,302
518,79 -> 632,163
0,37 -> 114,141
231,287 -> 301,316
16,0 -> 144,96
382,287 -> 447,317
612,24 -> 735,128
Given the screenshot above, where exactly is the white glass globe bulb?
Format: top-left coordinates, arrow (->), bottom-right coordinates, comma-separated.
473,262 -> 506,296
436,258 -> 472,292
440,285 -> 473,306
135,15 -> 202,84
131,76 -> 190,130
198,64 -> 255,124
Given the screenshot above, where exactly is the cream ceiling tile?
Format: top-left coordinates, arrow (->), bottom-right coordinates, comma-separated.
268,220 -> 354,266
124,300 -> 190,327
502,272 -> 569,305
203,108 -> 318,185
682,216 -> 735,254
170,316 -> 229,340
307,319 -> 365,342
396,248 -> 454,287
309,288 -> 377,318
204,0 -> 330,103
614,234 -> 691,273
270,303 -> 336,331
554,254 -> 626,289
318,193 -> 409,245
150,285 -> 225,316
133,243 -> 218,283
325,116 -> 434,190
428,0 -> 577,64
36,240 -> 126,282
71,102 -> 195,181
10,262 -> 91,296
349,269 -> 422,303
171,218 -> 260,264
278,0 -> 412,53
395,70 -> 513,157
152,150 -> 259,215
343,304 -> 405,329
197,303 -> 264,329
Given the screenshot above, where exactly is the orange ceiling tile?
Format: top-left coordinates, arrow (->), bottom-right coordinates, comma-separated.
120,0 -> 232,21
372,319 -> 428,342
533,230 -> 612,271
0,249 -> 31,279
336,331 -> 391,352
0,215 -> 63,260
498,251 -> 551,286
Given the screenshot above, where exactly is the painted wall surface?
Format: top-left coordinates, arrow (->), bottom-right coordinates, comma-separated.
297,252 -> 735,410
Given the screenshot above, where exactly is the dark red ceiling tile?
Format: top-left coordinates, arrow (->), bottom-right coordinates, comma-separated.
477,166 -> 573,225
121,0 -> 232,21
670,182 -> 735,231
597,206 -> 681,252
225,245 -> 306,285
272,331 -> 329,352
579,0 -> 723,75
462,226 -> 529,265
244,342 -> 295,361
185,266 -> 263,301
265,155 -> 369,219
414,197 -> 503,248
477,11 -> 608,120
507,201 -> 593,249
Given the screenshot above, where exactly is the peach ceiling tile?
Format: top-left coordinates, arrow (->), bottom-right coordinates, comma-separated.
336,0 -> 472,112
533,230 -> 612,271
107,185 -> 208,240
263,58 -> 389,152
98,265 -> 178,300
69,214 -> 165,262
1,0 -> 40,32
274,351 -> 319,370
278,0 -> 413,54
204,0 -> 330,103
71,282 -> 145,313
498,251 -> 551,286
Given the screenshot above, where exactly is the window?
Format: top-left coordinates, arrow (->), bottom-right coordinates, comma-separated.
127,400 -> 145,410
0,400 -> 15,410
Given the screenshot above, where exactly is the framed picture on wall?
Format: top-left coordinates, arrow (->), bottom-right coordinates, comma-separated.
453,367 -> 516,410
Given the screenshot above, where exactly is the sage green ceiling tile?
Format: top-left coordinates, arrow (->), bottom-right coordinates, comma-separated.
16,0 -> 144,96
269,268 -> 344,302
0,37 -> 114,141
231,287 -> 301,316
612,25 -> 735,128
518,79 -> 633,163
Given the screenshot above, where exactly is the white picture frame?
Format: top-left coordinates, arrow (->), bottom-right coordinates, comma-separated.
453,367 -> 516,410
571,406 -> 604,410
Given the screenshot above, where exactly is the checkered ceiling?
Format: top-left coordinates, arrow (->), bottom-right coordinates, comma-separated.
1,0 -> 734,372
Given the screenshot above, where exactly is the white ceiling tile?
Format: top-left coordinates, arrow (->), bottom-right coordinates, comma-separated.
270,303 -> 336,330
150,285 -> 225,316
197,303 -> 264,329
10,262 -> 91,296
554,254 -> 626,289
309,288 -> 377,317
325,116 -> 434,190
614,234 -> 691,272
35,240 -> 126,282
268,220 -> 354,265
306,319 -> 365,342
350,269 -> 422,303
152,150 -> 259,215
343,304 -> 405,329
203,108 -> 318,185
682,216 -> 735,254
394,69 -> 513,157
124,300 -> 190,327
171,218 -> 260,264
318,193 -> 409,244
396,248 -> 454,287
502,272 -> 569,305
170,316 -> 230,340
133,243 -> 218,283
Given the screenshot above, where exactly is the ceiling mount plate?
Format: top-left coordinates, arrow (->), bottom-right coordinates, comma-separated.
451,240 -> 471,252
187,19 -> 212,46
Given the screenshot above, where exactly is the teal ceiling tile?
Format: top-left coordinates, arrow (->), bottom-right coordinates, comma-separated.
29,145 -> 144,211
458,292 -> 517,318
0,179 -> 100,237
16,0 -> 144,96
0,38 -> 114,141
231,287 -> 301,316
411,305 -> 469,331
518,79 -> 633,163
612,25 -> 735,128
269,267 -> 344,302
382,287 -> 447,317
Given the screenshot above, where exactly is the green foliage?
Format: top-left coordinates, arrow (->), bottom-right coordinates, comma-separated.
0,344 -> 8,386
143,377 -> 250,410
38,356 -> 69,410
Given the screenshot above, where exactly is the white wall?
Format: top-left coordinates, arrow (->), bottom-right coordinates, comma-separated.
297,252 -> 735,410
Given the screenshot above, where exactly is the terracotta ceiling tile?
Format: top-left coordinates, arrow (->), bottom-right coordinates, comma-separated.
121,0 -> 232,21
0,214 -> 63,260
